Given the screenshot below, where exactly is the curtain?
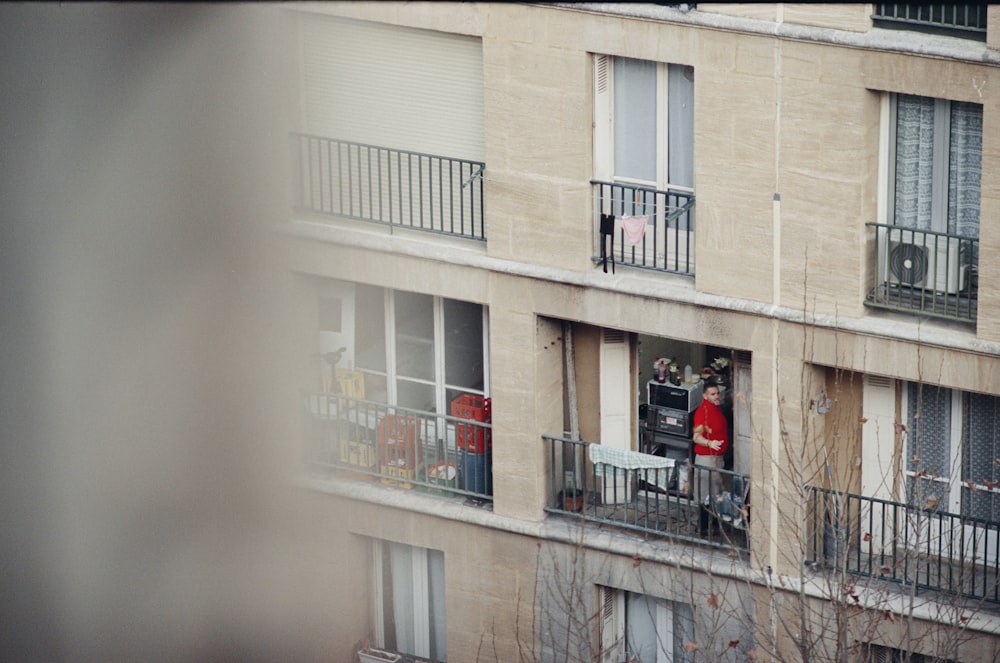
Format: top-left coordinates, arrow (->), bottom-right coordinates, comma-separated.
427,549 -> 446,661
382,542 -> 447,661
624,593 -> 694,663
894,94 -> 982,240
948,101 -> 982,239
893,94 -> 935,231
906,382 -> 952,508
963,393 -> 1000,522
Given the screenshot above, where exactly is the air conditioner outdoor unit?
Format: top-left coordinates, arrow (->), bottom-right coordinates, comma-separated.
880,229 -> 965,295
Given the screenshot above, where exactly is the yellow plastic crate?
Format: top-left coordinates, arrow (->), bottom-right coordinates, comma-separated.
380,463 -> 416,489
335,369 -> 365,399
339,439 -> 375,468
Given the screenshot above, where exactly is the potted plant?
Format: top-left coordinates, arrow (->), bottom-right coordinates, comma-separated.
358,647 -> 402,663
558,477 -> 585,512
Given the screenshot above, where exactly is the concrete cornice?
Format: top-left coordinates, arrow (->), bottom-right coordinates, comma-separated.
303,471 -> 1000,634
543,3 -> 1000,65
281,220 -> 1000,359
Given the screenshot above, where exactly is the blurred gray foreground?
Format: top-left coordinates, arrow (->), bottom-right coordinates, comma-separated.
0,5 -> 327,660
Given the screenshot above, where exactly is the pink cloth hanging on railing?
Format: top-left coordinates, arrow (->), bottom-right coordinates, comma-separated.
620,215 -> 649,246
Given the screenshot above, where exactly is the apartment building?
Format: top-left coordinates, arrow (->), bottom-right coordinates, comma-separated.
280,4 -> 1000,661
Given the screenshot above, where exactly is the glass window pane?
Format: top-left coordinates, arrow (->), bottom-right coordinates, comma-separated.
894,94 -> 936,230
614,57 -> 656,183
948,101 -> 982,239
428,549 -> 447,661
395,291 -> 434,381
355,284 -> 386,372
963,392 -> 1000,521
444,299 -> 484,391
907,382 -> 952,507
625,592 -> 661,663
397,379 -> 436,412
667,64 -> 694,189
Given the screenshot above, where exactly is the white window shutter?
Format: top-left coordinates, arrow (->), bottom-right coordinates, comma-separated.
600,329 -> 631,451
861,375 -> 896,558
599,587 -> 625,663
300,15 -> 484,160
593,54 -> 613,182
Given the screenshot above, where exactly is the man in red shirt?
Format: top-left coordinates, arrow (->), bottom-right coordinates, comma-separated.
692,381 -> 728,523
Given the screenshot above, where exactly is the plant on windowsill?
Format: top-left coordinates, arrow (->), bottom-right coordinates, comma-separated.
558,478 -> 584,512
357,646 -> 402,663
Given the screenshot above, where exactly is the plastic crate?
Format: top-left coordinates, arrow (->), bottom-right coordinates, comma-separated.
451,395 -> 492,453
339,439 -> 375,468
335,369 -> 365,399
460,450 -> 492,495
377,415 -> 422,470
381,462 -> 416,489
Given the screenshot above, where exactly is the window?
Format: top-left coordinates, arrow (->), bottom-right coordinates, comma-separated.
327,282 -> 488,412
373,540 -> 446,661
599,586 -> 694,663
593,56 -> 696,274
873,4 -> 987,40
594,55 -> 694,191
904,383 -> 1000,522
886,93 -> 982,239
299,15 -> 484,161
862,643 -> 958,663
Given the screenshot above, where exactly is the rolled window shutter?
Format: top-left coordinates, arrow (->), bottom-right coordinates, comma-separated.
300,15 -> 484,160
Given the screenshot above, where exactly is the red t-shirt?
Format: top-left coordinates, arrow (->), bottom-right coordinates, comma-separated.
693,399 -> 728,456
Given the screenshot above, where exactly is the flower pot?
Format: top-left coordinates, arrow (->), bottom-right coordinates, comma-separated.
559,490 -> 584,512
358,648 -> 402,663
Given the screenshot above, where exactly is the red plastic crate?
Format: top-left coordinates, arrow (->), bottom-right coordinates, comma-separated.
377,414 -> 422,470
451,395 -> 491,453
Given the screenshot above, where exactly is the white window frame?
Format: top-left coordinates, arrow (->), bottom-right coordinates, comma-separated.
881,94 -> 951,232
329,283 -> 489,415
593,54 -> 694,194
900,383 -> 1000,563
372,539 -> 446,660
598,586 -> 692,663
880,92 -> 982,235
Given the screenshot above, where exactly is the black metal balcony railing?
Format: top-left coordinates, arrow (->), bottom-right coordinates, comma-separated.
592,180 -> 696,276
873,4 -> 987,37
805,486 -> 1000,605
305,392 -> 493,501
866,222 -> 978,323
295,134 -> 486,240
543,434 -> 749,555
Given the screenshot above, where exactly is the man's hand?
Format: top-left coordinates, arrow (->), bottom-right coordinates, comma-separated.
707,438 -> 723,451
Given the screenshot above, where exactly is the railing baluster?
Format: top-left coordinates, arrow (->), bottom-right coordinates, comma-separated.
293,134 -> 485,240
804,485 -> 1000,604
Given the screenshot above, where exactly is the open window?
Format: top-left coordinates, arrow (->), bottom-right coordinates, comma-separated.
372,539 -> 446,661
598,586 -> 694,663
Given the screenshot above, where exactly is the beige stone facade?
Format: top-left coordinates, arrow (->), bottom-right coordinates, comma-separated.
282,3 -> 1000,661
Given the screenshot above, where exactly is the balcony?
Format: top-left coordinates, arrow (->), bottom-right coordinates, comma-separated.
865,222 -> 978,323
873,4 -> 987,39
294,134 -> 486,241
543,434 -> 749,555
805,486 -> 1000,605
305,391 -> 493,502
592,180 -> 696,276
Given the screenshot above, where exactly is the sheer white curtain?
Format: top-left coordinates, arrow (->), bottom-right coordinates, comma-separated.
893,94 -> 936,231
948,100 -> 982,239
893,94 -> 981,239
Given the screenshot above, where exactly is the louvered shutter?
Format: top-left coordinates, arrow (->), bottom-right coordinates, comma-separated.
599,586 -> 625,663
299,15 -> 484,161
